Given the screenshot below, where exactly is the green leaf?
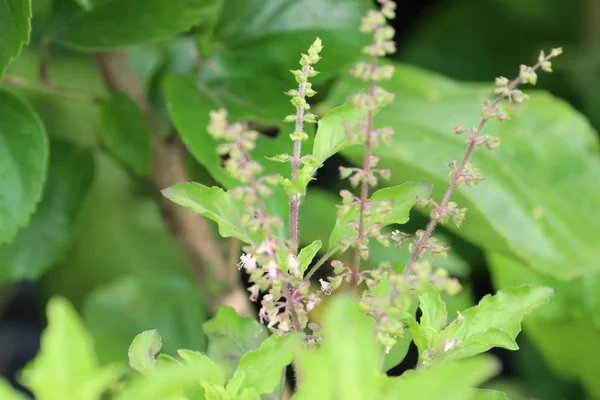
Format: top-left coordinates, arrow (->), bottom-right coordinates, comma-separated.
327,62 -> 600,279
203,306 -> 268,375
233,333 -> 303,395
313,102 -> 367,161
54,0 -> 218,50
83,274 -> 208,365
0,89 -> 48,245
472,389 -> 509,400
0,378 -> 26,400
440,285 -> 553,362
0,0 -> 31,77
117,355 -> 221,400
128,330 -> 162,374
294,295 -> 381,400
488,252 -> 600,398
0,141 -> 94,282
177,349 -> 227,387
99,92 -> 152,177
382,356 -> 500,400
328,182 -> 433,250
416,290 -> 448,353
21,297 -> 122,400
161,182 -> 254,243
298,240 -> 322,274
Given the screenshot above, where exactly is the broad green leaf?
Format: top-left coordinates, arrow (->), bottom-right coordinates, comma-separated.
117,355 -> 221,400
489,252 -> 600,398
326,62 -> 600,279
54,0 -> 218,50
162,182 -> 254,243
472,389 -> 509,400
83,274 -> 208,364
0,378 -> 26,400
313,102 -> 366,160
0,0 -> 31,77
382,356 -> 500,400
233,333 -> 303,395
294,295 -> 381,400
203,306 -> 268,374
21,297 -> 122,400
298,240 -> 322,274
177,349 -> 227,387
99,92 -> 151,177
128,330 -> 162,374
417,290 -> 448,353
328,182 -> 433,250
440,285 -> 553,362
0,141 -> 94,282
0,89 -> 48,245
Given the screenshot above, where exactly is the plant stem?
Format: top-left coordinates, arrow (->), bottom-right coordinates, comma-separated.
403,54 -> 556,277
304,248 -> 338,281
351,55 -> 378,289
289,65 -> 310,246
2,74 -> 98,103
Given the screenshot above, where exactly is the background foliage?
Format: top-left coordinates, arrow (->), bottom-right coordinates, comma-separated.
1,0 -> 599,399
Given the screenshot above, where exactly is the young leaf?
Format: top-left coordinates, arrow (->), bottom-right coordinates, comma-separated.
328,182 -> 433,250
177,349 -> 227,387
0,89 -> 48,245
0,141 -> 94,282
21,297 -> 122,400
83,274 -> 208,364
99,92 -> 152,177
294,295 -> 382,400
313,102 -> 367,161
298,240 -> 322,274
203,306 -> 268,374
440,285 -> 553,362
0,0 -> 31,77
382,356 -> 500,400
128,330 -> 162,374
232,333 -> 303,395
54,0 -> 218,50
162,182 -> 255,243
415,290 -> 448,354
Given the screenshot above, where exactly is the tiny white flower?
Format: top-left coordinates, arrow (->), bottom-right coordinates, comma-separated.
266,260 -> 279,279
319,279 -> 332,294
287,254 -> 300,275
444,338 -> 458,352
239,253 -> 257,273
278,320 -> 290,333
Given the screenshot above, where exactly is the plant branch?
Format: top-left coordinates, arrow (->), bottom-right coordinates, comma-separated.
403,52 -> 560,277
350,55 -> 378,289
2,74 -> 98,103
92,50 -> 254,317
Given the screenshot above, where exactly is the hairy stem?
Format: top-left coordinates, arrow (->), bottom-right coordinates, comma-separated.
351,55 -> 378,288
289,65 -> 310,246
403,55 -> 555,277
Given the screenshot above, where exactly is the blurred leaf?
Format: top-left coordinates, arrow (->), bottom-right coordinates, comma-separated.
21,297 -> 122,400
382,356 -> 500,400
162,183 -> 255,243
489,252 -> 600,398
203,306 -> 268,374
0,89 -> 48,245
128,330 -> 162,374
0,378 -> 26,400
99,92 -> 152,177
83,274 -> 208,364
328,183 -> 432,250
415,290 -> 448,354
0,0 -> 31,77
298,240 -> 322,274
177,349 -> 227,387
472,389 -> 508,400
326,62 -> 600,279
233,333 -> 303,395
53,0 -> 218,50
440,285 -> 553,362
116,353 -> 224,400
0,141 -> 93,282
294,295 -> 381,400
